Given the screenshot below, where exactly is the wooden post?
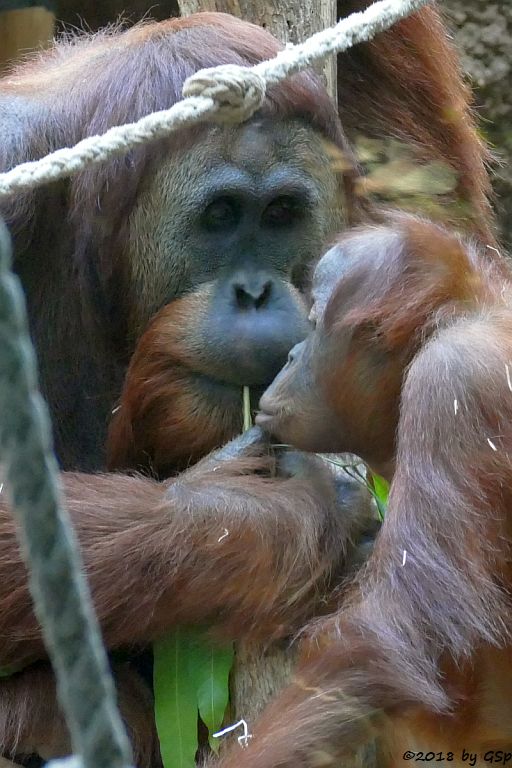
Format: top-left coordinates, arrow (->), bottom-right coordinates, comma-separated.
177,0 -> 337,100
177,0 -> 337,738
0,7 -> 55,73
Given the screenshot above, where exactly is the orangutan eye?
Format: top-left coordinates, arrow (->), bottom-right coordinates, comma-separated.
201,196 -> 241,232
262,196 -> 304,228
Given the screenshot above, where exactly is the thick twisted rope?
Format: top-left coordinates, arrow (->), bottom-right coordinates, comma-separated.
0,0 -> 429,199
0,218 -> 132,768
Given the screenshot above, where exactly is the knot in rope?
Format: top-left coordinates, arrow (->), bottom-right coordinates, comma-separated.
183,64 -> 266,124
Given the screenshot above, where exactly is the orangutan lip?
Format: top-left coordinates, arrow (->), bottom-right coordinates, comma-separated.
254,411 -> 275,429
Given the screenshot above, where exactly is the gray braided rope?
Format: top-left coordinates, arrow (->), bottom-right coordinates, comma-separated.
0,218 -> 132,768
0,0 -> 430,199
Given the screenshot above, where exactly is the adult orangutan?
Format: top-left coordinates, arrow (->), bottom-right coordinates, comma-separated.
0,2 -> 496,764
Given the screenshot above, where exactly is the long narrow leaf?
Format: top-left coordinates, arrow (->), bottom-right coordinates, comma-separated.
193,639 -> 233,752
371,472 -> 390,520
154,630 -> 199,768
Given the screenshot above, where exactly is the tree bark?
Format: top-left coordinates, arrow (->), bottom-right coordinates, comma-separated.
0,8 -> 54,73
444,1 -> 512,250
177,0 -> 337,100
176,0 -> 337,740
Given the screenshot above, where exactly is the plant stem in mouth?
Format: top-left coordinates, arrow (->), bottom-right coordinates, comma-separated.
243,386 -> 252,431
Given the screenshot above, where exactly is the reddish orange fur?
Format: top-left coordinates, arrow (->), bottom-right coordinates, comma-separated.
107,287 -> 245,473
0,443 -> 373,761
0,4 -> 500,764
0,663 -> 158,764
240,216 -> 512,767
0,455 -> 373,666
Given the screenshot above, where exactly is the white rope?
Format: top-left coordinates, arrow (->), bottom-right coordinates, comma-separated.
0,0 -> 429,199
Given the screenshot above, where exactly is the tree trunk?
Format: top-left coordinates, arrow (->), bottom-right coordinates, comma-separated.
177,0 -> 337,741
177,0 -> 337,100
0,7 -> 54,73
444,1 -> 512,250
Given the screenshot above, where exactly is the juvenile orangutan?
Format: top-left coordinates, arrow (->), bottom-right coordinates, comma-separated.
238,214 -> 512,767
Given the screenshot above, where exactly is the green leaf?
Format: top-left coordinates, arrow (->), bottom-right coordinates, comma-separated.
193,638 -> 233,752
317,455 -> 390,522
153,630 -> 199,768
153,629 -> 234,766
371,472 -> 390,521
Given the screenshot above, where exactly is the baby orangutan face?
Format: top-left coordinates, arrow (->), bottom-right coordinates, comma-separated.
257,229 -> 406,468
256,243 -> 348,453
256,334 -> 339,452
